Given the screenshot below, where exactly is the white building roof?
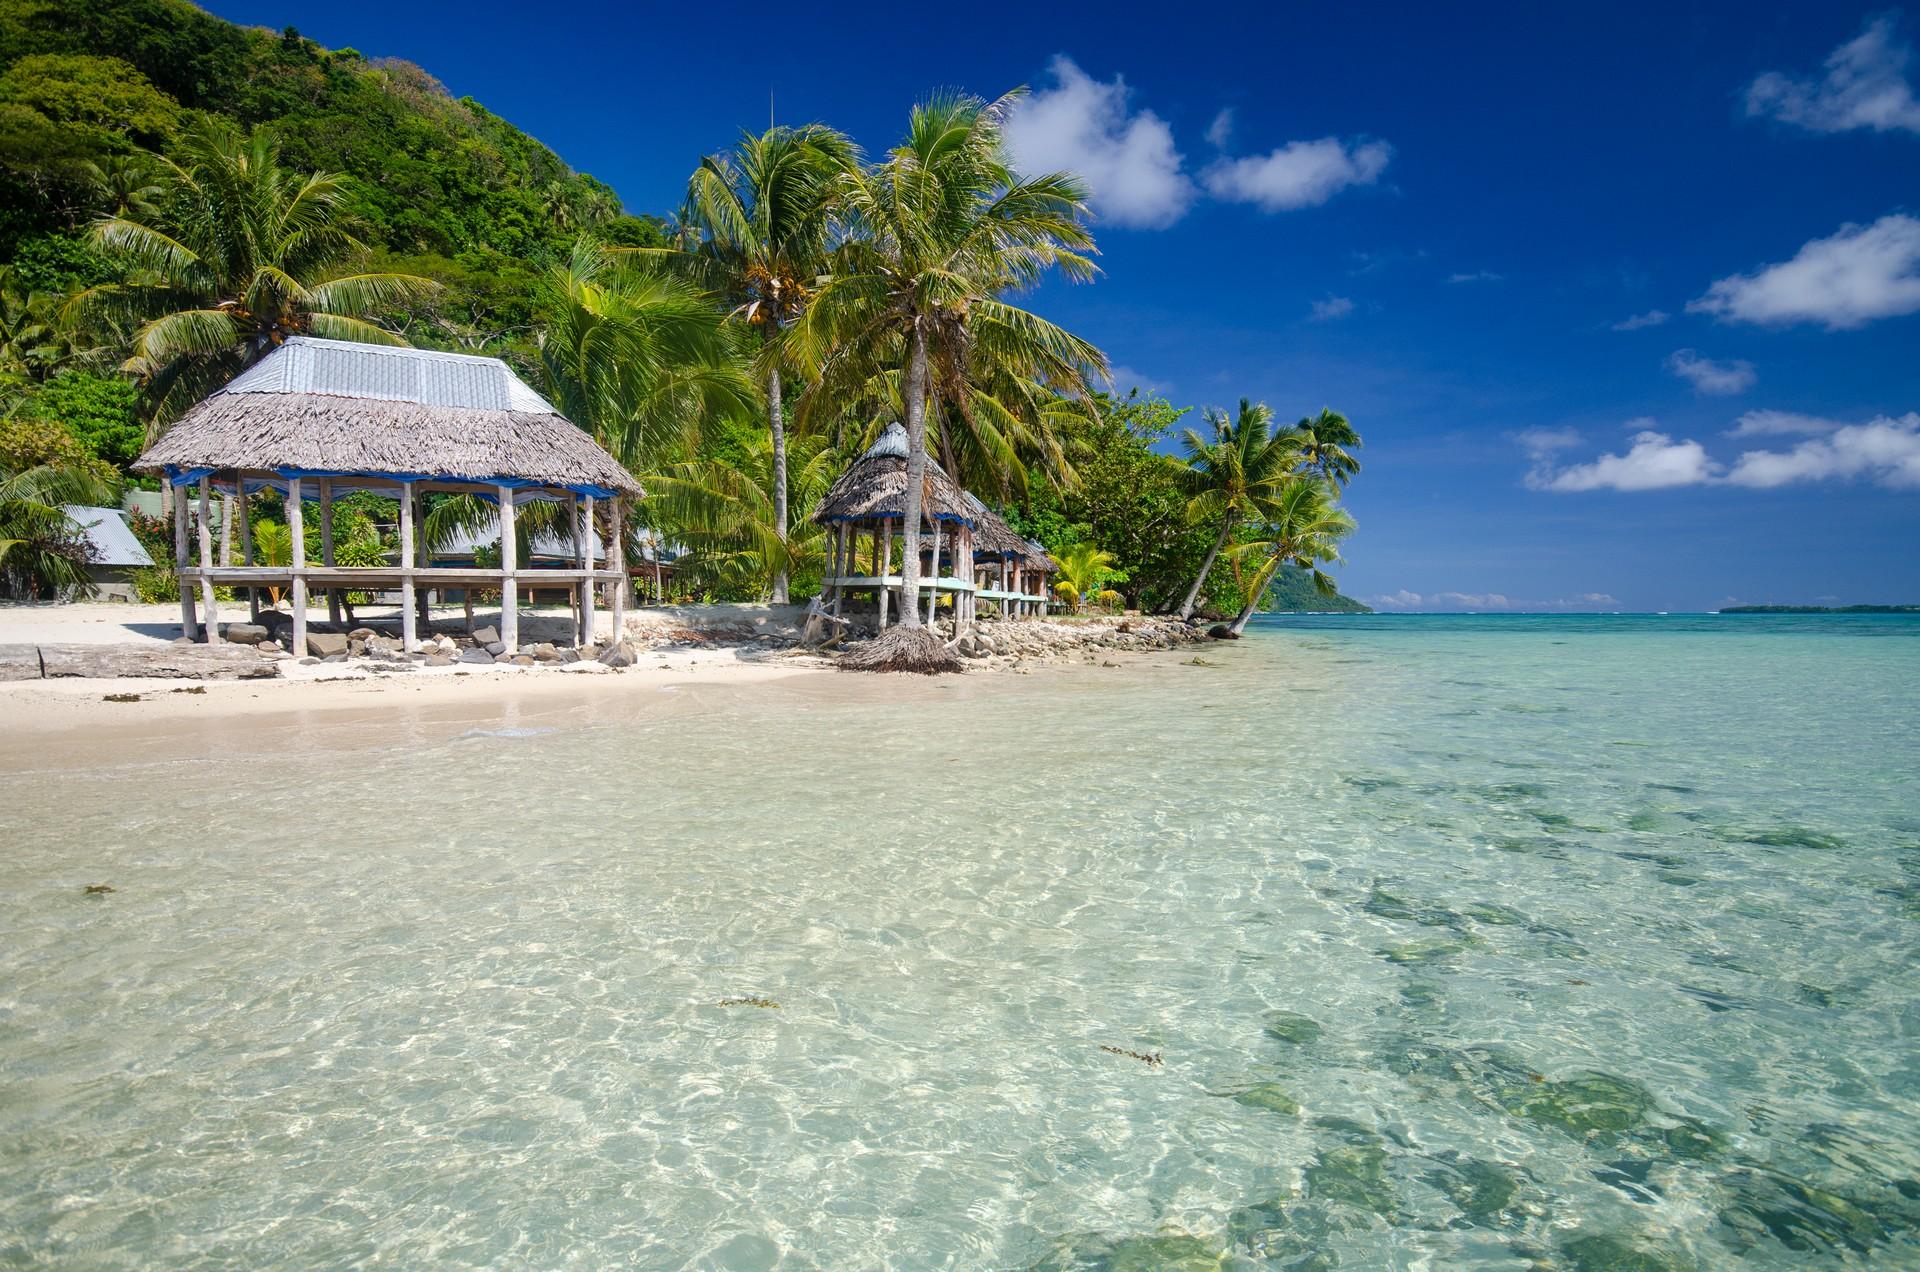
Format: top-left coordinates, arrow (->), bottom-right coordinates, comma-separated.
220,335 -> 557,414
64,506 -> 153,568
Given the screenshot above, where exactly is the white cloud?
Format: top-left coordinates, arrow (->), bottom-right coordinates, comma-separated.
1369,590 -> 1620,612
1612,309 -> 1670,331
1526,422 -> 1721,492
1204,137 -> 1392,211
1745,16 -> 1920,135
1666,349 -> 1756,395
1105,364 -> 1171,395
1725,409 -> 1843,437
1205,108 -> 1234,148
1525,411 -> 1920,492
1689,214 -> 1920,330
1004,56 -> 1195,229
1309,295 -> 1355,322
1448,270 -> 1503,284
1725,412 -> 1920,488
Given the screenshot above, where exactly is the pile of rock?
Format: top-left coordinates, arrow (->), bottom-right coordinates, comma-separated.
950,615 -> 1212,669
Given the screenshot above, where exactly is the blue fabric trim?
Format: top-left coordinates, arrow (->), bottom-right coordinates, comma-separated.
164,465 -> 218,484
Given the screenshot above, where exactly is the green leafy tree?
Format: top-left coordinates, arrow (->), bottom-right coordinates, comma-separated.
72,119 -> 435,426
645,422 -> 834,601
1175,398 -> 1301,620
19,369 -> 142,466
797,91 -> 1105,626
645,123 -> 857,604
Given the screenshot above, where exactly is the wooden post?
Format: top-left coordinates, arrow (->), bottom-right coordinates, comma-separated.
609,495 -> 626,643
319,477 -> 339,626
237,482 -> 258,622
578,494 -> 595,646
878,518 -> 891,630
398,480 -> 416,652
288,476 -> 307,656
219,493 -> 233,566
170,476 -> 198,640
412,485 -> 429,633
927,521 -> 942,627
196,476 -> 219,643
498,484 -> 517,653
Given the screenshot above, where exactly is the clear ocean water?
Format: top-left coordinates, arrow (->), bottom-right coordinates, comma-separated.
3,614 -> 1917,1269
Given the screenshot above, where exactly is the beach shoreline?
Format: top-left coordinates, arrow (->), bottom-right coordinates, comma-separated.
0,601 -> 1210,769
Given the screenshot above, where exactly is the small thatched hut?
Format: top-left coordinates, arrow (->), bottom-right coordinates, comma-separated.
962,494 -> 1052,619
811,422 -> 980,632
135,335 -> 641,655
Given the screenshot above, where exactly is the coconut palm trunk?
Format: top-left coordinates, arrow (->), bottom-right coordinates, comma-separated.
1178,511 -> 1236,620
898,327 -> 929,627
767,357 -> 790,604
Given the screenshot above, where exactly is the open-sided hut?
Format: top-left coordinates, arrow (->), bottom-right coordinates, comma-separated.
812,423 -> 981,632
962,494 -> 1050,618
135,335 -> 641,655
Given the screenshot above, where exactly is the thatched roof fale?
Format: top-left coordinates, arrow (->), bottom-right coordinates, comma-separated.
135,336 -> 641,496
812,423 -> 974,526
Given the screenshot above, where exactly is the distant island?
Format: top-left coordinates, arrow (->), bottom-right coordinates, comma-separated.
1720,604 -> 1919,614
1261,565 -> 1373,614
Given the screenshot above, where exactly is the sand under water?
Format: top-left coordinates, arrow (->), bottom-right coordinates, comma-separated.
2,613 -> 1916,1267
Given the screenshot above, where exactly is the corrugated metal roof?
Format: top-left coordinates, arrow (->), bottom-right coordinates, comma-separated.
64,506 -> 153,567
222,336 -> 556,414
863,422 -> 910,460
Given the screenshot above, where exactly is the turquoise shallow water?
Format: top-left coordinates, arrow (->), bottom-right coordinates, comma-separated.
2,614 -> 1918,1269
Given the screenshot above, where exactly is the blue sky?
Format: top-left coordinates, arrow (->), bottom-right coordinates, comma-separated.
204,1 -> 1920,610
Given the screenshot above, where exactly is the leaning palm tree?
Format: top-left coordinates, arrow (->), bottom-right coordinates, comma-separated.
1225,477 -> 1356,635
1290,408 -> 1363,487
69,120 -> 434,428
641,125 -> 858,603
1175,398 -> 1301,620
795,91 -> 1105,630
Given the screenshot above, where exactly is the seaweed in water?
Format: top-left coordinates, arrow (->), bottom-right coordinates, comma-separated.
83,884 -> 114,894
1099,1045 -> 1163,1067
1261,1010 -> 1324,1045
717,996 -> 779,1008
1558,1232 -> 1692,1271
1026,1227 -> 1226,1271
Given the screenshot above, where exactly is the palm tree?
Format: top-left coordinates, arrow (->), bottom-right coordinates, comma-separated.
640,125 -> 857,604
82,155 -> 164,221
0,436 -> 116,598
796,91 -> 1105,627
1175,398 -> 1301,620
535,239 -> 752,472
1049,541 -> 1122,614
1290,408 -> 1363,486
644,427 -> 834,599
1225,478 -> 1356,634
70,120 -> 434,427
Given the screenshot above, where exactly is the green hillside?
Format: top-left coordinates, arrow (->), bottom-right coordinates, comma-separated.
1261,562 -> 1371,613
0,0 -> 665,348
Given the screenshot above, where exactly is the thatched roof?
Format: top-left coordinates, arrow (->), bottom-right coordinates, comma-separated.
135,336 -> 641,496
812,423 -> 975,526
960,493 -> 1052,564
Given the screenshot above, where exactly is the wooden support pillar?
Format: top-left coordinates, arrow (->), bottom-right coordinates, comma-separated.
319,477 -> 340,626
498,484 -> 518,653
878,518 -> 892,630
170,476 -> 198,640
412,485 -> 429,632
398,480 -> 416,652
577,495 -> 595,646
195,477 -> 219,643
609,495 -> 626,642
237,482 -> 258,622
219,493 -> 233,566
288,476 -> 307,656
927,521 -> 942,627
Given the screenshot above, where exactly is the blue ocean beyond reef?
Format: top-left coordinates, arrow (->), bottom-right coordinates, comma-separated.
3,613 -> 1916,1268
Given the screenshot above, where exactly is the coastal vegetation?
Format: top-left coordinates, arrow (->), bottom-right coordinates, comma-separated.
0,0 -> 1366,616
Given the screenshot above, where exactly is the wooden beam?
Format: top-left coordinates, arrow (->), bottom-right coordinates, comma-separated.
287,476 -> 307,657
237,481 -> 258,622
578,494 -> 595,645
926,522 -> 941,626
195,476 -> 219,643
609,495 -> 626,641
877,518 -> 891,629
398,480 -> 416,652
320,477 -> 340,626
170,476 -> 198,640
498,483 -> 517,653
